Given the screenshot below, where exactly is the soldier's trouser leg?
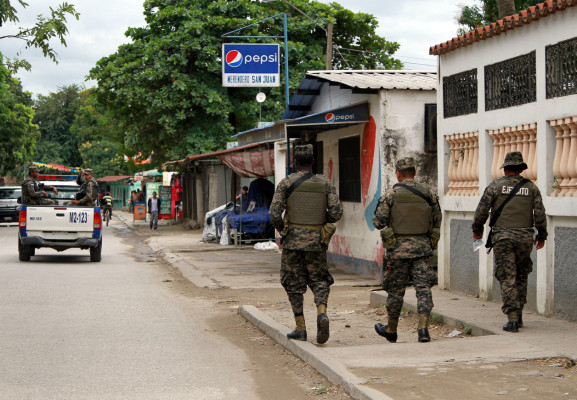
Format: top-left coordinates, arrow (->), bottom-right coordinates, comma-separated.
383,258 -> 410,321
411,256 -> 434,316
494,240 -> 521,315
305,249 -> 333,308
515,241 -> 533,312
281,249 -> 306,316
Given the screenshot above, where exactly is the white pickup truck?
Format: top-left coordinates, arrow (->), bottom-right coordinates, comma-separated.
18,203 -> 103,262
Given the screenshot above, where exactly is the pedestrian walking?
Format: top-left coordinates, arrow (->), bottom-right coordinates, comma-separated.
373,157 -> 442,343
472,151 -> 547,332
148,191 -> 161,231
270,144 -> 343,344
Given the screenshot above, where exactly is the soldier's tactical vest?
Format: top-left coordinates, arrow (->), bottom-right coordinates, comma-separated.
492,181 -> 534,228
286,174 -> 327,226
390,186 -> 432,235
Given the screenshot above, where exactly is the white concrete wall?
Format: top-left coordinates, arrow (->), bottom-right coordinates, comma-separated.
436,7 -> 577,315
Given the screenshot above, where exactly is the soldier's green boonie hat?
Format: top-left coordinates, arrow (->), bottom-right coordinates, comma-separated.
84,168 -> 94,174
294,144 -> 313,157
28,165 -> 39,173
500,151 -> 528,170
395,157 -> 415,171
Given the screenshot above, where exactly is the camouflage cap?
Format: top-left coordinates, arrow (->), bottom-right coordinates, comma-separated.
395,157 -> 415,171
294,144 -> 313,157
28,165 -> 39,173
84,168 -> 94,175
500,151 -> 528,170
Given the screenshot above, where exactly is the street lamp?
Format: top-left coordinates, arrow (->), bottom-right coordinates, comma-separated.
261,0 -> 333,69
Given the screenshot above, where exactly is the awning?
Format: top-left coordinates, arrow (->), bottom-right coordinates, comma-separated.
218,149 -> 274,178
164,142 -> 274,178
285,101 -> 369,138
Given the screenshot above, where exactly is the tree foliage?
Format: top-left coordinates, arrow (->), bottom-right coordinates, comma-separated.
33,84 -> 83,168
0,1 -> 79,72
456,0 -> 541,35
89,0 -> 401,164
70,89 -> 132,177
0,51 -> 39,176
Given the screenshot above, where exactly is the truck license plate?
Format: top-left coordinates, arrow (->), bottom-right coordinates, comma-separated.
69,211 -> 89,224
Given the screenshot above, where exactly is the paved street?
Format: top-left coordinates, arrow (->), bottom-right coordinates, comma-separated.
0,223 -> 259,400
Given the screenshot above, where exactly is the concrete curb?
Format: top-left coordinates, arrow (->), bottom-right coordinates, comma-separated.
238,305 -> 395,400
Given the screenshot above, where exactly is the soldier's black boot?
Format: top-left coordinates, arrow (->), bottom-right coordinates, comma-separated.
287,314 -> 307,341
316,304 -> 330,344
518,311 -> 523,328
375,321 -> 398,343
417,314 -> 431,343
287,330 -> 307,341
503,312 -> 519,332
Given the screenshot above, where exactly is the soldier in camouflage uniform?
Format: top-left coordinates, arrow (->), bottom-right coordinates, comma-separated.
21,166 -> 58,205
373,157 -> 442,343
472,151 -> 547,332
270,144 -> 343,344
71,169 -> 98,206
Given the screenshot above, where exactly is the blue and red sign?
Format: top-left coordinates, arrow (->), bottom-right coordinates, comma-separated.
222,43 -> 280,87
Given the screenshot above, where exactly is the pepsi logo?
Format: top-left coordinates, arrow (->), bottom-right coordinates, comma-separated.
325,113 -> 335,123
226,50 -> 243,68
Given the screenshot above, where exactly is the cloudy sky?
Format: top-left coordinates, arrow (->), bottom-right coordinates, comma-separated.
1,0 -> 476,96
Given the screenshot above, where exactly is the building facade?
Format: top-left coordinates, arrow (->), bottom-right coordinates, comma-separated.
274,70 -> 438,279
431,1 -> 577,320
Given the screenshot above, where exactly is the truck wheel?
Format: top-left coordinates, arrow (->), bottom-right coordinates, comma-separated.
90,238 -> 102,262
18,239 -> 31,262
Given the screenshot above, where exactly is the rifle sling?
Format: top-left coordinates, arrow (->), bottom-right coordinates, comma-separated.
393,183 -> 434,207
286,172 -> 314,199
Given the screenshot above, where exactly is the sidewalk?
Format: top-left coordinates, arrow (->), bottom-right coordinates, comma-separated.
115,211 -> 577,400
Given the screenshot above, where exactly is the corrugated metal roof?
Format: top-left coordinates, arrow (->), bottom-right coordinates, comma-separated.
306,70 -> 437,91
97,175 -> 132,183
282,70 -> 437,120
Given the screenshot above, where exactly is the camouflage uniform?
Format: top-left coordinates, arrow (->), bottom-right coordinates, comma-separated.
270,170 -> 342,314
21,169 -> 56,206
76,169 -> 98,206
472,152 -> 547,324
373,164 -> 442,322
77,178 -> 98,206
270,144 -> 342,343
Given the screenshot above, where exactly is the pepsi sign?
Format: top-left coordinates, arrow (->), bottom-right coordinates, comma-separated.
222,43 -> 280,87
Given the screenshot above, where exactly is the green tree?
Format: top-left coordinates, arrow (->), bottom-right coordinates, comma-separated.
70,89 -> 131,177
456,0 -> 541,35
0,1 -> 79,72
0,51 -> 39,176
89,0 -> 401,164
33,84 -> 83,168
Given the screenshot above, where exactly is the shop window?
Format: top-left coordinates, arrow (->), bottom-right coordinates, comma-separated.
314,141 -> 323,175
424,104 -> 437,153
338,136 -> 360,202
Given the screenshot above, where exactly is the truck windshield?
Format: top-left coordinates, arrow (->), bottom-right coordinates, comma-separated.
51,184 -> 81,200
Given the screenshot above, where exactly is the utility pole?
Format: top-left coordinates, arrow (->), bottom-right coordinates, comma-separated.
325,22 -> 333,70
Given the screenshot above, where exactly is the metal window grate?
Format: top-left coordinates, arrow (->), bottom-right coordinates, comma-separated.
485,51 -> 536,111
442,69 -> 478,118
546,36 -> 577,99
